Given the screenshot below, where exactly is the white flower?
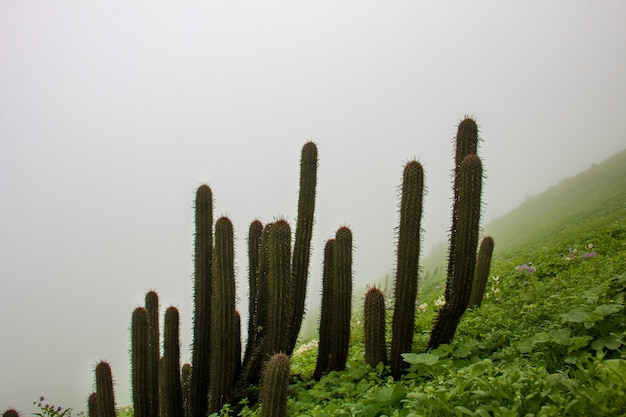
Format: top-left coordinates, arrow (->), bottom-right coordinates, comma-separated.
418,303 -> 428,312
434,295 -> 446,307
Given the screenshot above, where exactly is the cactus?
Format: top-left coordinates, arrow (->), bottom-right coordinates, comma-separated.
287,141 -> 318,355
144,291 -> 159,417
131,307 -> 150,417
87,392 -> 97,417
190,184 -> 213,417
260,353 -> 291,417
468,236 -> 495,309
429,153 -> 483,349
313,238 -> 335,380
327,226 -> 353,372
181,363 -> 192,417
234,310 -> 242,383
243,219 -> 263,370
158,357 -> 166,417
364,287 -> 387,368
163,306 -> 184,417
95,361 -> 116,417
266,219 -> 294,355
208,217 -> 238,413
447,117 -> 479,305
390,160 -> 424,378
2,409 -> 20,417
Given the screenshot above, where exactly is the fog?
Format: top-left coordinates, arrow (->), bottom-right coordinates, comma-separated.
1,1 -> 625,413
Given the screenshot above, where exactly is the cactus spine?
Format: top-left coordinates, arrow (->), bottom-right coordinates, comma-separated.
131,307 -> 150,417
390,160 -> 424,379
313,238 -> 335,380
429,153 -> 483,349
189,184 -> 213,417
208,217 -> 238,413
95,361 -> 116,417
364,287 -> 387,368
327,226 -> 353,373
260,353 -> 291,417
144,291 -> 159,417
468,236 -> 495,309
287,141 -> 318,355
163,306 -> 184,417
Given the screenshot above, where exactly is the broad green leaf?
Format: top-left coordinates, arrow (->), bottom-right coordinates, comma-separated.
549,328 -> 573,346
517,339 -> 535,353
560,309 -> 591,323
402,352 -> 440,365
454,346 -> 472,358
592,333 -> 623,351
454,405 -> 474,416
594,303 -> 623,316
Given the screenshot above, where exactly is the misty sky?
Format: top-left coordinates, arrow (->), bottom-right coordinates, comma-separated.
1,1 -> 625,413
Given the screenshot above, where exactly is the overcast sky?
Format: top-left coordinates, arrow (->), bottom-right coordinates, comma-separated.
1,1 -> 625,413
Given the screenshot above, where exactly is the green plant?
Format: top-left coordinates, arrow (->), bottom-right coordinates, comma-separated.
260,353 -> 291,417
31,397 -> 80,417
94,361 -> 116,417
131,307 -> 150,417
328,226 -> 353,372
313,238 -> 335,380
209,217 -> 238,413
390,159 -> 424,378
243,219 -> 264,370
364,287 -> 387,368
86,393 -> 96,417
468,235 -> 495,308
190,184 -> 213,417
287,141 -> 318,355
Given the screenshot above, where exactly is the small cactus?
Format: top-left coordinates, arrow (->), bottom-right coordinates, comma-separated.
95,361 -> 116,417
181,363 -> 192,417
243,219 -> 264,370
87,393 -> 97,417
144,291 -> 159,417
163,306 -> 184,417
260,353 -> 291,417
2,409 -> 20,417
364,287 -> 387,368
468,236 -> 495,308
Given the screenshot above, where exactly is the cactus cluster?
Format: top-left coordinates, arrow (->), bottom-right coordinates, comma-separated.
79,124 -> 493,415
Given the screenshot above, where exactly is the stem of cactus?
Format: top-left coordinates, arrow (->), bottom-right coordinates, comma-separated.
468,236 -> 495,309
163,306 -> 184,417
131,307 -> 150,417
144,291 -> 159,417
364,287 -> 387,368
95,361 -> 116,417
87,392 -> 97,417
429,153 -> 483,349
260,353 -> 291,417
313,238 -> 335,380
243,219 -> 263,370
327,226 -> 353,372
287,141 -> 318,355
181,363 -> 192,417
189,184 -> 213,417
390,160 -> 424,379
208,217 -> 238,413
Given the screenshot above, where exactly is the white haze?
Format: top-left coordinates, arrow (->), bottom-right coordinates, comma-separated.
1,1 -> 625,413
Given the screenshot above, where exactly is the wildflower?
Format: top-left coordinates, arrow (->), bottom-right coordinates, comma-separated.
434,295 -> 445,307
588,243 -> 594,249
492,275 -> 500,283
40,397 -> 45,402
581,251 -> 597,259
516,263 -> 536,274
418,303 -> 428,312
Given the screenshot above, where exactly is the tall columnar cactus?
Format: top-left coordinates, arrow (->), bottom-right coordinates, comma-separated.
447,117 -> 479,305
390,160 -> 424,379
163,306 -> 184,417
234,310 -> 242,383
95,361 -> 116,417
243,219 -> 263,370
364,287 -> 387,368
131,307 -> 150,417
181,363 -> 192,417
208,217 -> 238,413
266,219 -> 294,355
313,238 -> 335,380
87,392 -> 97,417
3,409 -> 20,417
428,153 -> 483,349
287,141 -> 318,355
260,353 -> 291,417
158,357 -> 166,417
144,291 -> 159,417
328,226 -> 353,373
190,184 -> 213,417
468,236 -> 495,309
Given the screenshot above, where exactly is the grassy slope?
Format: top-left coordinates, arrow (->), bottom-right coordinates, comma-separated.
269,149 -> 626,416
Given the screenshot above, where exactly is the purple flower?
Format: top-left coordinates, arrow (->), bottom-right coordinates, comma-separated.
581,251 -> 597,259
40,396 -> 45,402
